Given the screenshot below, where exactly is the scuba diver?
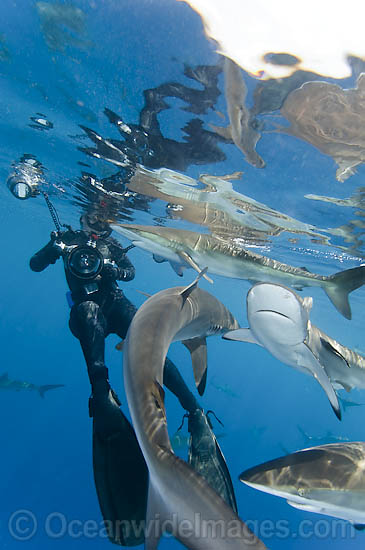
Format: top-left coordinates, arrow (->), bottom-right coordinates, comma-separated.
29,211 -> 238,545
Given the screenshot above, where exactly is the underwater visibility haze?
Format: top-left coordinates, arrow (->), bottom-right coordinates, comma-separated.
1,0 -> 365,549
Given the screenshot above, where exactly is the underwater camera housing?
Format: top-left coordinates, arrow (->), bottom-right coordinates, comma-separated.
67,245 -> 104,279
7,155 -> 44,200
56,239 -> 117,280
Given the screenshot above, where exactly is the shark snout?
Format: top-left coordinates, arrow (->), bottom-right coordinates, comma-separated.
248,283 -> 308,345
250,310 -> 303,346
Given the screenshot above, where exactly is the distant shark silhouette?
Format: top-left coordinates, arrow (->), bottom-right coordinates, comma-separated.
0,372 -> 64,398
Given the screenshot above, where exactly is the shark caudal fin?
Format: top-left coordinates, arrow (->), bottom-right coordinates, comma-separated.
38,384 -> 65,398
325,265 -> 365,319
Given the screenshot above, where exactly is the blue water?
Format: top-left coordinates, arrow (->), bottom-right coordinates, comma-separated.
1,1 -> 365,548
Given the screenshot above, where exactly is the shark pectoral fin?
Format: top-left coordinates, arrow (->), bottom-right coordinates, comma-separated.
223,328 -> 262,345
153,254 -> 167,264
182,337 -> 208,396
170,261 -> 186,277
337,380 -> 352,393
320,337 -> 351,368
178,251 -> 213,284
302,344 -> 341,420
145,481 -> 168,550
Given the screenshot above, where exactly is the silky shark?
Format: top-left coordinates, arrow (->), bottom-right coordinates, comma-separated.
223,282 -> 365,420
123,271 -> 266,549
111,223 -> 365,319
210,57 -> 265,168
240,442 -> 365,529
0,372 -> 64,398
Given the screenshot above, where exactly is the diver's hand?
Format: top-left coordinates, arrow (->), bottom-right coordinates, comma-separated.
102,262 -> 120,281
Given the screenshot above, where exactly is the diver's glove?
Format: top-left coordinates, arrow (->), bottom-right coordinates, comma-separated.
118,268 -> 132,281
103,262 -> 131,282
102,262 -> 121,282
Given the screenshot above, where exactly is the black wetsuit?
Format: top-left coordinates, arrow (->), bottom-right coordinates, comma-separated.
29,228 -> 199,412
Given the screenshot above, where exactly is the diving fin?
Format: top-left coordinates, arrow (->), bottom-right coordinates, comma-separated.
91,391 -> 148,546
187,408 -> 238,513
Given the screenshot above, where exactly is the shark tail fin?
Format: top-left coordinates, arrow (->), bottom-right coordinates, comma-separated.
38,384 -> 65,398
325,265 -> 365,319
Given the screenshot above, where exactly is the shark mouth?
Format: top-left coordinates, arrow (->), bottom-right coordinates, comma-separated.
255,309 -> 291,320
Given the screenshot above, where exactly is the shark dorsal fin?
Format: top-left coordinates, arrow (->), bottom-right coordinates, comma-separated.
180,267 -> 208,303
336,380 -> 352,393
182,337 -> 207,396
